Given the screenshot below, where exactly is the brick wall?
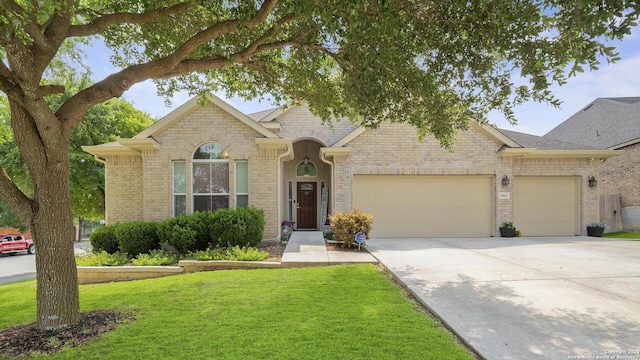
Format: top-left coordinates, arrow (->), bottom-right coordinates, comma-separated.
600,142 -> 640,208
277,105 -> 357,146
335,121 -> 600,235
104,155 -> 143,225
104,101 -> 281,238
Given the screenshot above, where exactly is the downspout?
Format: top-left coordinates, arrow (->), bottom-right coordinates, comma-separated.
92,155 -> 106,164
276,142 -> 293,240
320,149 -> 334,223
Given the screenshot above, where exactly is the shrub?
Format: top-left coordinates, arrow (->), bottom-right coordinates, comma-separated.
210,207 -> 265,248
185,245 -> 268,261
89,225 -> 120,254
115,221 -> 160,258
157,212 -> 216,252
132,249 -> 179,266
189,211 -> 216,250
157,215 -> 197,254
329,207 -> 374,248
75,249 -> 129,266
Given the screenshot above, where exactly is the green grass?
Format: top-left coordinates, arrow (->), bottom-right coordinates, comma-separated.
0,265 -> 473,359
603,231 -> 640,239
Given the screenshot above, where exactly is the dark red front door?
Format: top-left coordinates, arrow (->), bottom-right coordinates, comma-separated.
297,182 -> 317,229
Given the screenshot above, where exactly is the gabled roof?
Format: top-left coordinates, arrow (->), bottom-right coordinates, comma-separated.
544,97 -> 640,149
134,94 -> 278,139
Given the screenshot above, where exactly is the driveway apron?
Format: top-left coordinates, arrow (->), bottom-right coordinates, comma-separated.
367,237 -> 640,360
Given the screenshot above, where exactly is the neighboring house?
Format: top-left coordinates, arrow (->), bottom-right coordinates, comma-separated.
83,95 -> 619,239
545,97 -> 640,231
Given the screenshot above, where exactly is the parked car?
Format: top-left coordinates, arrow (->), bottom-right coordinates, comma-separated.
0,234 -> 35,255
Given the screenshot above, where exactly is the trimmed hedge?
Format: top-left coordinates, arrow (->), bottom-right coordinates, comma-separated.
115,221 -> 160,257
157,212 -> 215,253
89,225 -> 120,254
210,207 -> 265,248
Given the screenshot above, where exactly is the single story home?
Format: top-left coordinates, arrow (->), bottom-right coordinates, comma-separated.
83,95 -> 620,239
544,97 -> 640,231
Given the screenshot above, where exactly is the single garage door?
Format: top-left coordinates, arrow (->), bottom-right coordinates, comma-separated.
513,177 -> 579,236
353,175 -> 493,237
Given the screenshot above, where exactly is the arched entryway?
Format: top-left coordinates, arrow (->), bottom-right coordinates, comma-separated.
282,139 -> 331,230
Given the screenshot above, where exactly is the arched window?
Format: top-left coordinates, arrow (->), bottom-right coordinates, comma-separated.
192,142 -> 229,211
297,161 -> 317,177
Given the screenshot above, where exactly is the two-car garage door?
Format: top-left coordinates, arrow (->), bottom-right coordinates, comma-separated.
353,175 -> 493,237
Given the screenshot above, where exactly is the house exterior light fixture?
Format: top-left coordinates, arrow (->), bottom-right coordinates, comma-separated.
588,176 -> 597,188
501,175 -> 510,187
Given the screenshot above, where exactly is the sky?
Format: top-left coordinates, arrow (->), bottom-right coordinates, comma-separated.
84,28 -> 640,137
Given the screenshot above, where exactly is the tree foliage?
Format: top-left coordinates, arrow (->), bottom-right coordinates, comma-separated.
0,77 -> 153,222
1,0 -> 638,330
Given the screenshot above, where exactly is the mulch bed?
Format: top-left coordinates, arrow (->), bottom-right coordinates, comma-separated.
257,242 -> 286,262
0,310 -> 134,357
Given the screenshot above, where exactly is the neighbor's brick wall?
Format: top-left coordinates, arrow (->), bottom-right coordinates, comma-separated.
600,143 -> 640,208
104,155 -> 143,225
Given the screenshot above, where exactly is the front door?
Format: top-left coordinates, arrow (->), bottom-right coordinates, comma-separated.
297,182 -> 317,229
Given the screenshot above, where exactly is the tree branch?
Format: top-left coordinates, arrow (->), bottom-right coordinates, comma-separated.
56,0 -> 282,130
0,0 -> 51,50
0,166 -> 33,226
68,2 -> 198,37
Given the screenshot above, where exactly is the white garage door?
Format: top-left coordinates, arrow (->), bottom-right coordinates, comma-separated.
513,177 -> 579,236
353,175 -> 494,237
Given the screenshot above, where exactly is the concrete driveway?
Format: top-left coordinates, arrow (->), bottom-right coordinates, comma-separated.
366,237 -> 640,360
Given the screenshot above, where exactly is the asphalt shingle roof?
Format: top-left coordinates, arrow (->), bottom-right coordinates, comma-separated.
247,108 -> 278,121
499,129 -> 601,150
544,97 -> 640,149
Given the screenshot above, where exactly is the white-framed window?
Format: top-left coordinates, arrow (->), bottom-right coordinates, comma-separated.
173,161 -> 186,216
192,142 -> 229,212
235,160 -> 249,208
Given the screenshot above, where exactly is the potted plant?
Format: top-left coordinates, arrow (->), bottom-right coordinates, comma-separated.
281,220 -> 293,244
586,222 -> 606,237
500,222 -> 517,238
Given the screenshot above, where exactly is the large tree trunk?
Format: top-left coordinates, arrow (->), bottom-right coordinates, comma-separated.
32,175 -> 80,330
8,103 -> 80,330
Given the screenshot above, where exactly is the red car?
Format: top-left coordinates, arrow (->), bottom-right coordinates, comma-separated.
0,234 -> 35,255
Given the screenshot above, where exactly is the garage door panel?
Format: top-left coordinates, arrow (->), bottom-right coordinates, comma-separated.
353,175 -> 493,237
513,177 -> 578,236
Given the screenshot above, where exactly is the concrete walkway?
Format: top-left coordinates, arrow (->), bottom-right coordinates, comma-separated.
280,231 -> 377,267
367,237 -> 640,360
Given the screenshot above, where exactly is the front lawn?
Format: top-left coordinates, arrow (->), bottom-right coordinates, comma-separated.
0,265 -> 474,359
603,231 -> 640,240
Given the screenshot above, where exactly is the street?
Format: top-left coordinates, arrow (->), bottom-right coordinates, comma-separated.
0,241 -> 91,284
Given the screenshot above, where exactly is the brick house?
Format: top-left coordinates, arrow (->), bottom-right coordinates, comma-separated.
544,97 -> 640,231
83,94 -> 620,239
